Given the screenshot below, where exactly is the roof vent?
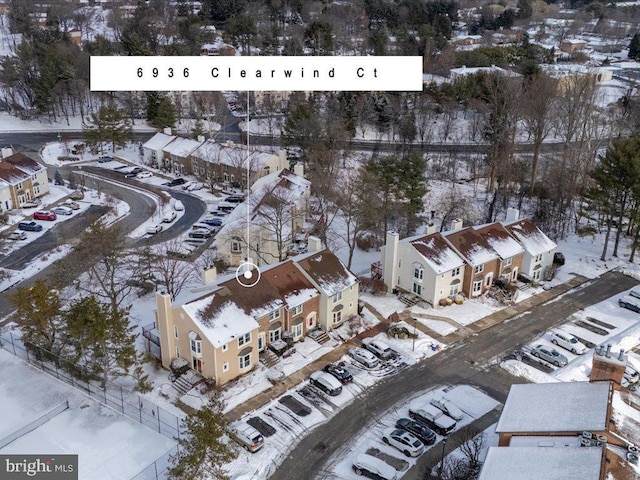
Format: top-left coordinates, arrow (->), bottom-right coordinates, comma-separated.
605,344 -> 612,358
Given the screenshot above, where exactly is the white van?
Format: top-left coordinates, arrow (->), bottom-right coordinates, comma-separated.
174,200 -> 184,211
309,371 -> 342,396
228,422 -> 264,453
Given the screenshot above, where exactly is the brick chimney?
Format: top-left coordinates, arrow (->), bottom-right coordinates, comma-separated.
590,344 -> 627,387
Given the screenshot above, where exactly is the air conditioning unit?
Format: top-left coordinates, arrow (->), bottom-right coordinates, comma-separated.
596,435 -> 608,444
628,445 -> 639,454
627,452 -> 639,465
582,431 -> 593,440
580,438 -> 593,447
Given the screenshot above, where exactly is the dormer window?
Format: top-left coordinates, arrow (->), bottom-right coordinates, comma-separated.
475,264 -> 484,274
269,309 -> 280,321
238,332 -> 251,346
290,305 -> 303,316
503,257 -> 512,267
332,291 -> 342,303
413,263 -> 424,282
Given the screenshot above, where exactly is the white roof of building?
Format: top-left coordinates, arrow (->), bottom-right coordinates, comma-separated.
496,382 -> 610,433
503,219 -> 557,257
410,233 -> 465,275
162,137 -> 203,157
473,223 -> 524,260
478,447 -> 603,480
450,65 -> 521,77
191,140 -> 276,170
143,132 -> 177,151
182,295 -> 259,348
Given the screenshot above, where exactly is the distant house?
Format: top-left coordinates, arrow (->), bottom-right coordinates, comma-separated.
162,137 -> 204,175
449,65 -> 521,81
503,213 -> 556,282
215,168 -> 310,267
142,132 -> 176,167
0,179 -> 12,212
472,223 -> 524,284
381,229 -> 466,306
190,140 -> 288,188
560,38 -> 587,54
155,248 -> 355,385
0,153 -> 49,208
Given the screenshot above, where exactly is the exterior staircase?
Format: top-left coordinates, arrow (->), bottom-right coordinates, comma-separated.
312,330 -> 331,345
398,293 -> 420,307
173,375 -> 195,395
260,349 -> 280,368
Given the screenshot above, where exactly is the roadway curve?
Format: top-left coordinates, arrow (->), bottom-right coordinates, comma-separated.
271,271 -> 638,480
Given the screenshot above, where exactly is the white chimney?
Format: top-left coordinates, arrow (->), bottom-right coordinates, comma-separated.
225,140 -> 234,148
307,236 -> 322,253
163,127 -> 172,135
1,147 -> 14,159
293,163 -> 304,178
202,266 -> 217,285
426,223 -> 436,235
506,207 -> 520,222
197,135 -> 205,143
451,219 -> 463,231
383,231 -> 400,294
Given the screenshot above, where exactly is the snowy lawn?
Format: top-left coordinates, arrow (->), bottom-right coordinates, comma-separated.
324,385 -> 500,480
0,349 -> 176,480
373,323 -> 444,364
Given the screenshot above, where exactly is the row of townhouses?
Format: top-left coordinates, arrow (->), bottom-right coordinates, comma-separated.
0,152 -> 49,212
381,209 -> 557,307
155,245 -> 358,386
142,131 -> 288,187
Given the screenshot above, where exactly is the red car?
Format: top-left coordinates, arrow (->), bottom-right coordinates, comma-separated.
33,210 -> 56,221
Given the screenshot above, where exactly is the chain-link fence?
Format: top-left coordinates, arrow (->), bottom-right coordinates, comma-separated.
0,332 -> 182,441
130,445 -> 178,480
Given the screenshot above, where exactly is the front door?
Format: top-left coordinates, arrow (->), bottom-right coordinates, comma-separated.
192,357 -> 202,373
258,333 -> 266,352
307,313 -> 317,330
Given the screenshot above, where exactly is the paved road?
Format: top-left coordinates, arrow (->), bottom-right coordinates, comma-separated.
271,271 -> 638,480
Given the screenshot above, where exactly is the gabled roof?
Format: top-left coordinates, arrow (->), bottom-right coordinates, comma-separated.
409,233 -> 464,275
473,223 -> 524,260
496,382 -> 610,434
503,219 -> 557,256
143,132 -> 177,151
191,140 -> 277,170
261,260 -> 319,309
162,137 -> 203,158
293,249 -> 357,296
443,227 -> 499,267
0,159 -> 30,184
4,153 -> 45,175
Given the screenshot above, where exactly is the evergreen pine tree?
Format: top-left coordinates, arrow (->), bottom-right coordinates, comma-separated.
54,170 -> 64,186
83,103 -> 133,153
152,98 -> 177,129
629,33 -> 640,60
191,119 -> 205,139
169,394 -> 237,480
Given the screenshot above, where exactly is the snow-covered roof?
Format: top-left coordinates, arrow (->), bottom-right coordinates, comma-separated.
478,447 -> 603,480
503,219 -> 556,257
610,389 -> 640,445
293,249 -> 357,296
162,137 -> 203,158
496,382 -> 610,434
143,132 -> 176,151
450,65 -> 521,78
410,233 -> 465,275
183,296 -> 259,348
191,140 -> 277,170
260,260 -> 319,309
443,227 -> 499,267
5,153 -> 46,175
0,160 -> 30,184
474,223 -> 524,260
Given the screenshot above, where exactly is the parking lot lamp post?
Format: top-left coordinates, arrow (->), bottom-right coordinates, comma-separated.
439,436 -> 448,478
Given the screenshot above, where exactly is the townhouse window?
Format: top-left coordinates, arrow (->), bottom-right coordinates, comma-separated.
472,280 -> 482,294
269,309 -> 280,321
231,239 -> 242,253
503,257 -> 512,267
190,339 -> 201,354
452,267 -> 460,277
292,318 -> 303,338
223,363 -> 229,372
535,254 -> 543,263
174,326 -> 178,339
474,264 -> 484,274
16,182 -> 23,190
222,343 -> 228,352
175,346 -> 180,358
332,310 -> 342,324
269,328 -> 281,343
238,332 -> 251,347
239,353 -> 251,369
450,283 -> 459,296
290,305 -> 303,316
413,266 -> 424,281
332,291 -> 342,303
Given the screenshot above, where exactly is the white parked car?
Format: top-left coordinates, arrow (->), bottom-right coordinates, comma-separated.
228,422 -> 264,453
137,171 -> 153,179
381,427 -> 424,457
309,371 -> 342,396
163,211 -> 177,223
51,206 -> 73,216
186,182 -> 203,191
348,347 -> 380,368
430,396 -> 464,421
63,200 -> 80,210
362,338 -> 393,359
550,330 -> 587,355
7,231 -> 27,241
147,224 -> 163,234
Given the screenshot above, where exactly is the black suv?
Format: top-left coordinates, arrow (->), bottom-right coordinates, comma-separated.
225,194 -> 245,203
164,178 -> 186,187
395,418 -> 436,445
18,221 -> 43,232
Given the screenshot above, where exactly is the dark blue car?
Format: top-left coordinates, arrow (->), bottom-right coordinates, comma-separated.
200,217 -> 223,227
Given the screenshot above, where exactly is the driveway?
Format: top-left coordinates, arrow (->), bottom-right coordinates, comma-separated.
271,271 -> 638,480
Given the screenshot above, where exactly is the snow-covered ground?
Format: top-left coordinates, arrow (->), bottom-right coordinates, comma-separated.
324,385 -> 500,480
0,349 -> 176,480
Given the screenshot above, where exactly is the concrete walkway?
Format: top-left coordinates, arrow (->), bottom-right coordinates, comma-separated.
225,274 -> 591,421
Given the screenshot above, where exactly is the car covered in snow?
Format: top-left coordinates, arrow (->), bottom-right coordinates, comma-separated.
348,347 -> 380,369
309,371 -> 342,396
381,427 -> 424,457
352,453 -> 398,480
409,402 -> 456,435
147,224 -> 163,234
162,211 -> 177,223
430,396 -> 464,421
